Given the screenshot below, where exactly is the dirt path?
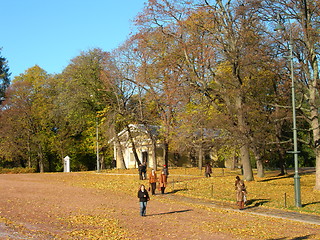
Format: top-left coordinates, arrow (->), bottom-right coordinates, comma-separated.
0,173 -> 241,239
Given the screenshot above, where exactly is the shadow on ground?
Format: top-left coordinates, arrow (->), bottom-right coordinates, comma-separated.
148,209 -> 193,216
258,168 -> 315,183
258,175 -> 293,182
266,234 -> 315,240
166,189 -> 188,194
302,201 -> 320,207
245,198 -> 271,209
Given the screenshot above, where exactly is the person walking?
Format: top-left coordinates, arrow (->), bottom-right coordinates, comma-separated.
137,184 -> 150,216
163,165 -> 169,177
235,178 -> 247,210
158,170 -> 168,194
141,163 -> 147,180
205,162 -> 212,177
138,164 -> 143,180
235,176 -> 240,187
148,169 -> 157,195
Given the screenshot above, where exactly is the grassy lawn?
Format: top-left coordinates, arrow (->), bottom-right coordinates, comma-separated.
65,167 -> 320,215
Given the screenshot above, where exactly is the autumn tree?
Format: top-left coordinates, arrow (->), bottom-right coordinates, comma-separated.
260,0 -> 320,189
100,44 -> 150,168
0,49 -> 117,171
0,81 -> 34,168
0,66 -> 55,172
130,26 -> 192,168
0,48 -> 11,102
114,39 -> 162,169
135,0 -> 279,180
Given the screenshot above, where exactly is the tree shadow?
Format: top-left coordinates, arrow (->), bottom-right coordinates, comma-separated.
165,188 -> 188,194
245,198 -> 271,209
258,168 -> 315,183
258,175 -> 294,182
266,234 -> 315,240
266,238 -> 286,240
148,209 -> 193,216
302,201 -> 320,207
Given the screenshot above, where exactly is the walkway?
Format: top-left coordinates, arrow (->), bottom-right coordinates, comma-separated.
160,193 -> 320,226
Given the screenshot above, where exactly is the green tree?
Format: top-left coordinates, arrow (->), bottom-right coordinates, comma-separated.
0,48 -> 11,101
58,48 -> 111,171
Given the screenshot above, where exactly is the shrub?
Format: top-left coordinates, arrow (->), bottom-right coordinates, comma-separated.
0,167 -> 36,174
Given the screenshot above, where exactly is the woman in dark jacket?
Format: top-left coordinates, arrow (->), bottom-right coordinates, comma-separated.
137,184 -> 150,216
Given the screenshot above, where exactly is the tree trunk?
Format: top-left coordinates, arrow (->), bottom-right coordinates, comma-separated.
126,125 -> 141,166
275,116 -> 287,176
27,138 -> 32,168
309,60 -> 320,190
252,147 -> 264,178
310,95 -> 320,189
278,149 -> 286,176
240,143 -> 254,181
236,95 -> 254,181
152,139 -> 157,171
115,131 -> 126,169
145,125 -> 157,170
256,159 -> 264,178
100,154 -> 105,170
163,141 -> 169,167
316,149 -> 320,190
38,144 -> 44,173
198,146 -> 203,170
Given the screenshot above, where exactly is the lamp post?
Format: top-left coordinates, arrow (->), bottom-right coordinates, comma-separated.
90,94 -> 100,172
275,15 -> 301,207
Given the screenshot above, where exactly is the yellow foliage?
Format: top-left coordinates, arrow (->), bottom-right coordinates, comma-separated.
62,214 -> 127,239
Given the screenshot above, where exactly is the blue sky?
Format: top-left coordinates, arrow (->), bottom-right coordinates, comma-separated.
2,0 -> 147,78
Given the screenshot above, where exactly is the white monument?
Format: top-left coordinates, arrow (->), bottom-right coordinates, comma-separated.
64,156 -> 70,172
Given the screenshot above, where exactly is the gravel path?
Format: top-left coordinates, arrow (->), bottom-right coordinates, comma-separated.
0,173 -> 239,239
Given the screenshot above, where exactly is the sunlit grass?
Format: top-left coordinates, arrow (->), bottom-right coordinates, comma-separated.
41,168 -> 320,239
61,167 -> 320,215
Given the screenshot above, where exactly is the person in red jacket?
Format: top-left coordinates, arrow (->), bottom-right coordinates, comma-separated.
158,170 -> 168,194
148,169 -> 157,195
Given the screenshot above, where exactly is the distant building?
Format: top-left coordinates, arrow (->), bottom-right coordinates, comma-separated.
109,124 -> 163,169
109,124 -> 240,169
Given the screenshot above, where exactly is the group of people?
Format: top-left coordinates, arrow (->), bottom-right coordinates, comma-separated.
137,165 -> 169,216
148,168 -> 169,195
138,164 -> 248,217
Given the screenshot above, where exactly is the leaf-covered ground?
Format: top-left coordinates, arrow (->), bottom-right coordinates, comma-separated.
98,167 -> 320,214
0,169 -> 319,239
